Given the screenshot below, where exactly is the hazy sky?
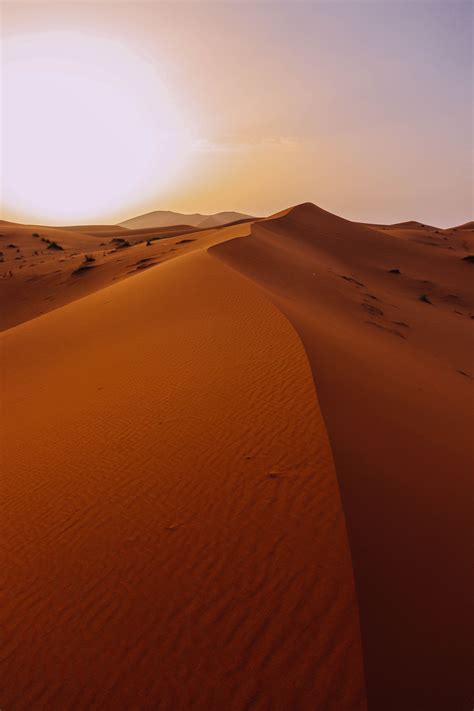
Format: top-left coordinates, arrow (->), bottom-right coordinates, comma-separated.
1,1 -> 472,226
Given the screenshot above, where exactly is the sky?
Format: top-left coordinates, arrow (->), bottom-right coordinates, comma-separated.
1,1 -> 472,227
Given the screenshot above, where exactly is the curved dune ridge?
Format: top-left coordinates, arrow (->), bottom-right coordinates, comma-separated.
212,202 -> 474,710
1,231 -> 366,709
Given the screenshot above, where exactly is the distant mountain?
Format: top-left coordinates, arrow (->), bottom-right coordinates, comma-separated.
119,210 -> 254,231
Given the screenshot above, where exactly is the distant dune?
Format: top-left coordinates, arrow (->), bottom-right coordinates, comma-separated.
53,224 -> 131,234
453,219 -> 474,230
119,209 -> 255,230
197,211 -> 256,229
1,203 -> 472,709
369,219 -> 437,230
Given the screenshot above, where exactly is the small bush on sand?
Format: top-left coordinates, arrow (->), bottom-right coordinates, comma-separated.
47,241 -> 63,251
110,237 -> 131,249
72,264 -> 94,276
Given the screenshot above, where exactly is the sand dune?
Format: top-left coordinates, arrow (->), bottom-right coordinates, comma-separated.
452,219 -> 474,231
197,211 -> 256,229
212,202 -> 473,710
368,219 -> 437,230
0,218 -> 259,331
0,220 -> 104,252
1,227 -> 366,709
2,202 -> 472,709
87,224 -> 198,239
366,218 -> 474,255
0,222 -> 204,330
48,224 -> 131,235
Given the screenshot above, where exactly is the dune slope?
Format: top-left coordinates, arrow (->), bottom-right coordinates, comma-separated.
0,222 -> 204,331
212,202 -> 474,710
1,236 -> 366,709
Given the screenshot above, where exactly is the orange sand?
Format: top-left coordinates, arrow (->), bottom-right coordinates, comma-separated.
2,203 -> 472,709
0,221 -> 203,330
1,226 -> 365,709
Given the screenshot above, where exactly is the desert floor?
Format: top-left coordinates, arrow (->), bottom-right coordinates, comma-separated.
1,207 -> 473,710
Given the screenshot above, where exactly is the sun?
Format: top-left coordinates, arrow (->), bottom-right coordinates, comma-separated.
1,30 -> 192,224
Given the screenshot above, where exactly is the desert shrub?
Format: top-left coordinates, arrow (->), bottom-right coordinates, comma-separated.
72,264 -> 94,276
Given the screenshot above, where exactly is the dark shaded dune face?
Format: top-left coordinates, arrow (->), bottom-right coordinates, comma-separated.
211,203 -> 474,710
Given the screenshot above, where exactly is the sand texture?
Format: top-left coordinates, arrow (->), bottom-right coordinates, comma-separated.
2,203 -> 472,709
2,229 -> 365,709
212,203 -> 474,710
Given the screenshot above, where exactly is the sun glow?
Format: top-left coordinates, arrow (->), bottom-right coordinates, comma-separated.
2,31 -> 192,224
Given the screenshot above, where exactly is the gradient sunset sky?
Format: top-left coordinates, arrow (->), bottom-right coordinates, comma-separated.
1,1 -> 472,226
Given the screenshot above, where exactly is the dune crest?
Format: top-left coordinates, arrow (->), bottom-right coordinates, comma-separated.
2,235 -> 366,709
212,201 -> 473,709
